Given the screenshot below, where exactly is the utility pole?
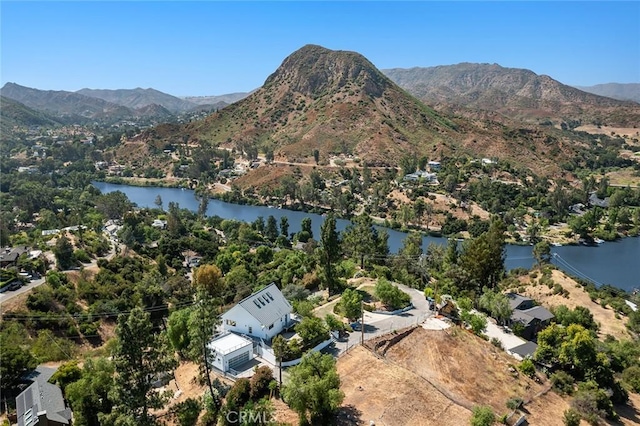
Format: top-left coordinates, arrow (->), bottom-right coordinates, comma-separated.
361,300 -> 364,345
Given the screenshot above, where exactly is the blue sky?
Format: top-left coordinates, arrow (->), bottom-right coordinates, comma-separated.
1,1 -> 639,96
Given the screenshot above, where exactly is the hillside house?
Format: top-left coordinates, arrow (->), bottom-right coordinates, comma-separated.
16,366 -> 72,426
221,283 -> 292,342
506,293 -> 554,340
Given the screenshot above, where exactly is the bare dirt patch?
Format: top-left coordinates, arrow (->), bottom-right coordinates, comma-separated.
518,270 -> 631,340
382,327 -> 546,415
574,125 -> 640,142
337,345 -> 472,426
605,169 -> 640,187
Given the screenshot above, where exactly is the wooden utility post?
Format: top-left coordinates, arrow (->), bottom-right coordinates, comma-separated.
361,300 -> 364,345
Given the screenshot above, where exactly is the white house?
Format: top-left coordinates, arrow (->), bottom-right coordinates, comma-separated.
208,332 -> 254,373
221,283 -> 292,342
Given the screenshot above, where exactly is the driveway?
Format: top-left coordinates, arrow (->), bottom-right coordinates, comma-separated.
332,283 -> 434,355
483,317 -> 527,351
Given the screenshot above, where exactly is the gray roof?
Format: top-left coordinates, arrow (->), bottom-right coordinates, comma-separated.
521,306 -> 554,322
227,283 -> 292,327
510,341 -> 538,358
511,306 -> 554,326
511,310 -> 536,326
506,293 -> 532,310
16,366 -> 71,426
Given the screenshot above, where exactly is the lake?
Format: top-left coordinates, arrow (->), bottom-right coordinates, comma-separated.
93,182 -> 640,292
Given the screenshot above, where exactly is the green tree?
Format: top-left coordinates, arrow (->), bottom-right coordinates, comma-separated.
470,405 -> 495,426
459,220 -> 505,290
272,334 -> 288,385
313,149 -> 320,165
265,215 -> 279,242
66,358 -> 115,426
319,212 -> 341,295
55,234 -> 75,270
280,216 -> 289,238
106,307 -> 177,425
533,240 -> 552,266
338,288 -> 363,321
375,278 -> 411,310
282,352 -> 344,425
298,217 -> 313,242
191,265 -> 223,398
341,213 -> 376,269
167,308 -> 192,357
294,316 -> 330,347
0,325 -> 36,394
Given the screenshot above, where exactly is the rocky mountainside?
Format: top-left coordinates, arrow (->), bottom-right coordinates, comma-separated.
1,83 -> 135,122
382,64 -> 640,126
574,83 -> 640,104
168,44 -> 464,166
130,45 -> 635,177
77,87 -> 197,113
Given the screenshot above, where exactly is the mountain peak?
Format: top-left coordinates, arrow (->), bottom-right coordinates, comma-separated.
263,44 -> 391,98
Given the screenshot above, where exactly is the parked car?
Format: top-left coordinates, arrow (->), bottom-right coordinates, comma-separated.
349,321 -> 363,331
7,280 -> 22,291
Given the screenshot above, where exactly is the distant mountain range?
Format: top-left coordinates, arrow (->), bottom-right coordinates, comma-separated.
573,83 -> 640,104
0,83 -> 250,124
77,87 -> 197,113
382,64 -> 640,127
0,95 -> 62,138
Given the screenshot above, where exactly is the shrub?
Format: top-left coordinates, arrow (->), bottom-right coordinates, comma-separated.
470,405 -> 495,426
622,366 -> 640,393
490,337 -> 503,350
518,358 -> 536,377
551,371 -> 575,395
563,408 -> 581,426
506,397 -> 523,411
250,366 -> 275,400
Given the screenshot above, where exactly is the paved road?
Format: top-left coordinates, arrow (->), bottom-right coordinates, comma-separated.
330,283 -> 434,355
0,234 -> 120,307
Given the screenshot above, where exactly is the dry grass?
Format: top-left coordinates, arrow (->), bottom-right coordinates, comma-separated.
574,125 -> 640,142
337,345 -> 472,426
383,328 -> 546,414
518,269 -> 631,340
605,169 -> 640,187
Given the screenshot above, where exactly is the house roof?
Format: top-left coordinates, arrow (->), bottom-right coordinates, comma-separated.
16,366 -> 72,426
224,283 -> 292,328
511,305 -> 554,326
209,332 -> 253,355
509,341 -> 538,359
521,306 -> 555,322
506,293 -> 532,310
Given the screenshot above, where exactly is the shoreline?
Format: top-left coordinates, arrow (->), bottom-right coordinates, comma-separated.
94,178 -> 640,246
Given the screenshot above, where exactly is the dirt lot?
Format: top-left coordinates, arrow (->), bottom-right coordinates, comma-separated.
342,326 -> 640,426
518,270 -> 631,340
337,345 -> 472,426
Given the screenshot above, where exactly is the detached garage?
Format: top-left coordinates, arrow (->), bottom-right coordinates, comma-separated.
208,333 -> 254,373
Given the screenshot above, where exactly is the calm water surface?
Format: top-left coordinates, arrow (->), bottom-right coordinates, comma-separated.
93,182 -> 640,292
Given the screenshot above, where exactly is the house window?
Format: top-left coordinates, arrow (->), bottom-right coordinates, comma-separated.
248,326 -> 252,334
226,320 -> 236,326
